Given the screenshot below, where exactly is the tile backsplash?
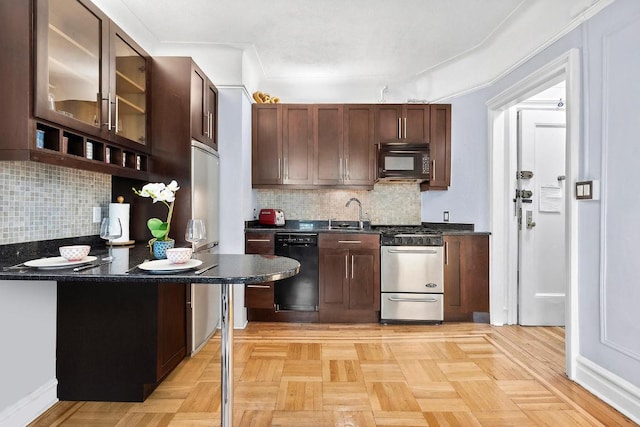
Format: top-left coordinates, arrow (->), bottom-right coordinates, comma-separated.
255,183 -> 421,225
0,162 -> 111,244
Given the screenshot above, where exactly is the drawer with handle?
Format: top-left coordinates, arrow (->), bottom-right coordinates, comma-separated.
245,232 -> 275,255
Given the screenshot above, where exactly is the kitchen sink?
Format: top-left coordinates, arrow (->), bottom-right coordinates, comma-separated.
327,220 -> 369,230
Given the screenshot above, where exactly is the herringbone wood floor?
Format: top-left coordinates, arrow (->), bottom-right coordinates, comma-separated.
31,322 -> 636,426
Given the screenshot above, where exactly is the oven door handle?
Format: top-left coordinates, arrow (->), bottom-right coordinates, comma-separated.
387,248 -> 439,254
387,296 -> 440,303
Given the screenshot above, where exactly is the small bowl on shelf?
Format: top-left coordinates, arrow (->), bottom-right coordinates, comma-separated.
59,245 -> 91,261
166,248 -> 193,264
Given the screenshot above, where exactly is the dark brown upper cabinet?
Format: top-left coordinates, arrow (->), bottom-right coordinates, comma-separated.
314,105 -> 344,185
252,104 -> 283,186
420,104 -> 451,190
191,64 -> 218,150
282,104 -> 314,185
343,105 -> 376,187
0,0 -> 149,180
375,104 -> 430,143
252,104 -> 314,187
34,0 -> 150,149
252,104 -> 374,189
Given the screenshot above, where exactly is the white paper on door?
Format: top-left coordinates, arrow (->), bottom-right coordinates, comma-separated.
539,184 -> 562,212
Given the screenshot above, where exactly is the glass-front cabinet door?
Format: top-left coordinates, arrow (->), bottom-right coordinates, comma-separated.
35,0 -> 108,133
112,32 -> 147,145
35,0 -> 149,148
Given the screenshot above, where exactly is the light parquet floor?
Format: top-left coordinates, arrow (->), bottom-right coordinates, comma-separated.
30,322 -> 637,426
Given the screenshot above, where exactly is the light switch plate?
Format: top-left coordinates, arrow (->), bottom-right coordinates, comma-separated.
576,180 -> 599,200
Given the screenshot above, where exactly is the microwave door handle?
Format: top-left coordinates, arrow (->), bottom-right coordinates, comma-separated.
387,150 -> 426,154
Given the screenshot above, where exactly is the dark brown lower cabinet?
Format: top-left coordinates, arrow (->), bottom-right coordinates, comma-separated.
318,233 -> 380,323
57,281 -> 187,402
443,235 -> 489,322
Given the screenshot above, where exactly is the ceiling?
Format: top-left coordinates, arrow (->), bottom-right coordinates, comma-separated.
108,0 -> 610,101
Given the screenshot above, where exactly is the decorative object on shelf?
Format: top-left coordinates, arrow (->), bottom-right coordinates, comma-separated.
252,91 -> 280,104
132,180 -> 180,259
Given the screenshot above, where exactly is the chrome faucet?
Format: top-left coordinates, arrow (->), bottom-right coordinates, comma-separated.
345,197 -> 364,229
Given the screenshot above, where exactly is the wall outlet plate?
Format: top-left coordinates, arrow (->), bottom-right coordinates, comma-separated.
92,207 -> 102,223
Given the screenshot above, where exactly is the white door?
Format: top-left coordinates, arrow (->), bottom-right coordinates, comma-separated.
517,109 -> 566,326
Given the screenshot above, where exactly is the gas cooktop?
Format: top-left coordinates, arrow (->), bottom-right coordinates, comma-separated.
372,225 -> 444,246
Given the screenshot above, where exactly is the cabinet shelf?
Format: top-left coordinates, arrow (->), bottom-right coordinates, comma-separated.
117,95 -> 145,115
116,70 -> 144,94
34,121 -> 148,177
49,23 -> 97,60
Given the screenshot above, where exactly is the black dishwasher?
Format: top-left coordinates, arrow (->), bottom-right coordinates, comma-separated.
274,233 -> 319,311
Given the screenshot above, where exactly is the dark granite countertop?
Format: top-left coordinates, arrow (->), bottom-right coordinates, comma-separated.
245,220 -> 488,235
0,240 -> 300,285
245,220 -> 380,234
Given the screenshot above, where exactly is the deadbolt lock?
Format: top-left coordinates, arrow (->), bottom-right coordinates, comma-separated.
518,170 -> 534,179
526,210 -> 536,229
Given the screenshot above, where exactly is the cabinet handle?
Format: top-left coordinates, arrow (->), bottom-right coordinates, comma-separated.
209,112 -> 213,138
351,255 -> 354,279
388,248 -> 437,254
278,158 -> 281,179
403,117 -> 407,139
444,241 -> 448,265
388,296 -> 439,303
284,157 -> 288,180
103,92 -> 112,130
345,158 -> 349,180
338,240 -> 361,244
339,158 -> 343,180
204,112 -> 209,137
398,117 -> 402,139
247,284 -> 271,289
247,239 -> 271,242
345,255 -> 348,279
114,96 -> 120,134
432,160 -> 436,180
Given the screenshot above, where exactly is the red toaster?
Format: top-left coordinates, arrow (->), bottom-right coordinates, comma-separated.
258,209 -> 285,226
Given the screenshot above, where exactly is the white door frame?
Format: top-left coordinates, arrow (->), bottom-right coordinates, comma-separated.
487,48 -> 581,378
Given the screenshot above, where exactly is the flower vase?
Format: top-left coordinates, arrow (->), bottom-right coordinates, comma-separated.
153,239 -> 175,259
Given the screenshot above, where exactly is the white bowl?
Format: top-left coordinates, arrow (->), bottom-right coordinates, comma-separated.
59,245 -> 91,261
166,248 -> 193,264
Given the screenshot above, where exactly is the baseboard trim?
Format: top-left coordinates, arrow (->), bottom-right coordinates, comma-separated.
575,355 -> 640,424
0,379 -> 58,427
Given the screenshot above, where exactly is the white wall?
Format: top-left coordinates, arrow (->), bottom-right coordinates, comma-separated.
443,0 -> 640,420
420,88 -> 491,230
218,87 -> 255,328
0,281 -> 57,427
576,0 -> 640,399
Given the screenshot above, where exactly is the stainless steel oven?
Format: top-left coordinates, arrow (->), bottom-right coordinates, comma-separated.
375,226 -> 444,323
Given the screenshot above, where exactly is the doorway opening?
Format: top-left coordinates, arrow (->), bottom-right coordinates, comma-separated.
487,49 -> 580,379
516,84 -> 567,326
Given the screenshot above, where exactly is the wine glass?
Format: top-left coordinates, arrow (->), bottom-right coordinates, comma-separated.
100,217 -> 122,261
185,219 -> 206,256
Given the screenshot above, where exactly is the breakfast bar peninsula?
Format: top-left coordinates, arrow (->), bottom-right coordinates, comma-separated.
0,245 -> 300,427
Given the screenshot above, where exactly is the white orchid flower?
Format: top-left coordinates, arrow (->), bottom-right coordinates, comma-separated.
157,188 -> 176,203
132,180 -> 180,242
166,180 -> 180,192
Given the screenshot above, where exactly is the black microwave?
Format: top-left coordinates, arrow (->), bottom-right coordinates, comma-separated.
377,142 -> 430,181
